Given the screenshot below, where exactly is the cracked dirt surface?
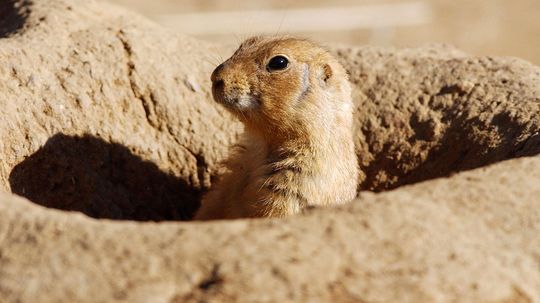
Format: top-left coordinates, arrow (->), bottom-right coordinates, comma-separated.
0,0 -> 540,302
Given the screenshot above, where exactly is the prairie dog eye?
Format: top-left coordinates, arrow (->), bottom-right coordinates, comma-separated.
266,55 -> 289,72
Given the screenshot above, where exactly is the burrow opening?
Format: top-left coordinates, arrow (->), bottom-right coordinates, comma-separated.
7,122 -> 540,222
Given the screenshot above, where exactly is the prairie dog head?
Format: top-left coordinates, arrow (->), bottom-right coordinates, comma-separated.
211,36 -> 352,139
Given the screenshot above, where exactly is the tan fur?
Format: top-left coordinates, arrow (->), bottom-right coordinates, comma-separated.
194,36 -> 359,220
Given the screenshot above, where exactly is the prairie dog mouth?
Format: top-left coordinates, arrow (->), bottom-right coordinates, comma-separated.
213,90 -> 259,112
232,95 -> 259,110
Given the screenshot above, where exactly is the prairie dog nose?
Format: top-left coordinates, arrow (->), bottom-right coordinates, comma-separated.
211,63 -> 226,94
210,61 -> 250,99
213,79 -> 224,92
211,63 -> 225,83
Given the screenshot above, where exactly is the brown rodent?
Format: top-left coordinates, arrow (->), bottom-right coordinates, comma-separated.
194,36 -> 358,220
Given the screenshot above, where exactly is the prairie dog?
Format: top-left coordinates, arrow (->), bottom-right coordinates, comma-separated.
195,36 -> 358,220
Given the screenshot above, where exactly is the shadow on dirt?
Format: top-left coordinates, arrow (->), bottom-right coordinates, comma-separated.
0,0 -> 31,38
9,133 -> 200,221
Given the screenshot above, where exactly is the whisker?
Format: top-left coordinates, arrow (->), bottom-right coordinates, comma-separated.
275,12 -> 287,36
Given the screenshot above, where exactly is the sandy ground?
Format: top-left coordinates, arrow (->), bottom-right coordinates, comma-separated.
2,1 -> 540,301
105,0 -> 540,65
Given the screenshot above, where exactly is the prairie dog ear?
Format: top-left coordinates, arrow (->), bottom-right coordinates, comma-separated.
317,63 -> 333,86
323,64 -> 333,81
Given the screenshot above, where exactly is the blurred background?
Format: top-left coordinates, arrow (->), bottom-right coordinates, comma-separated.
107,0 -> 540,65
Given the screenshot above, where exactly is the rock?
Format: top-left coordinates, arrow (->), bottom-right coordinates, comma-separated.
0,0 -> 539,302
0,0 -> 241,221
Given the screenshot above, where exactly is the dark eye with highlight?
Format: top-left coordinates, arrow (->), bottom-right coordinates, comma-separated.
266,55 -> 289,72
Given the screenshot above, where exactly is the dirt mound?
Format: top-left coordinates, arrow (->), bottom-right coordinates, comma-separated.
339,46 -> 540,190
0,0 -> 241,220
0,0 -> 539,302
